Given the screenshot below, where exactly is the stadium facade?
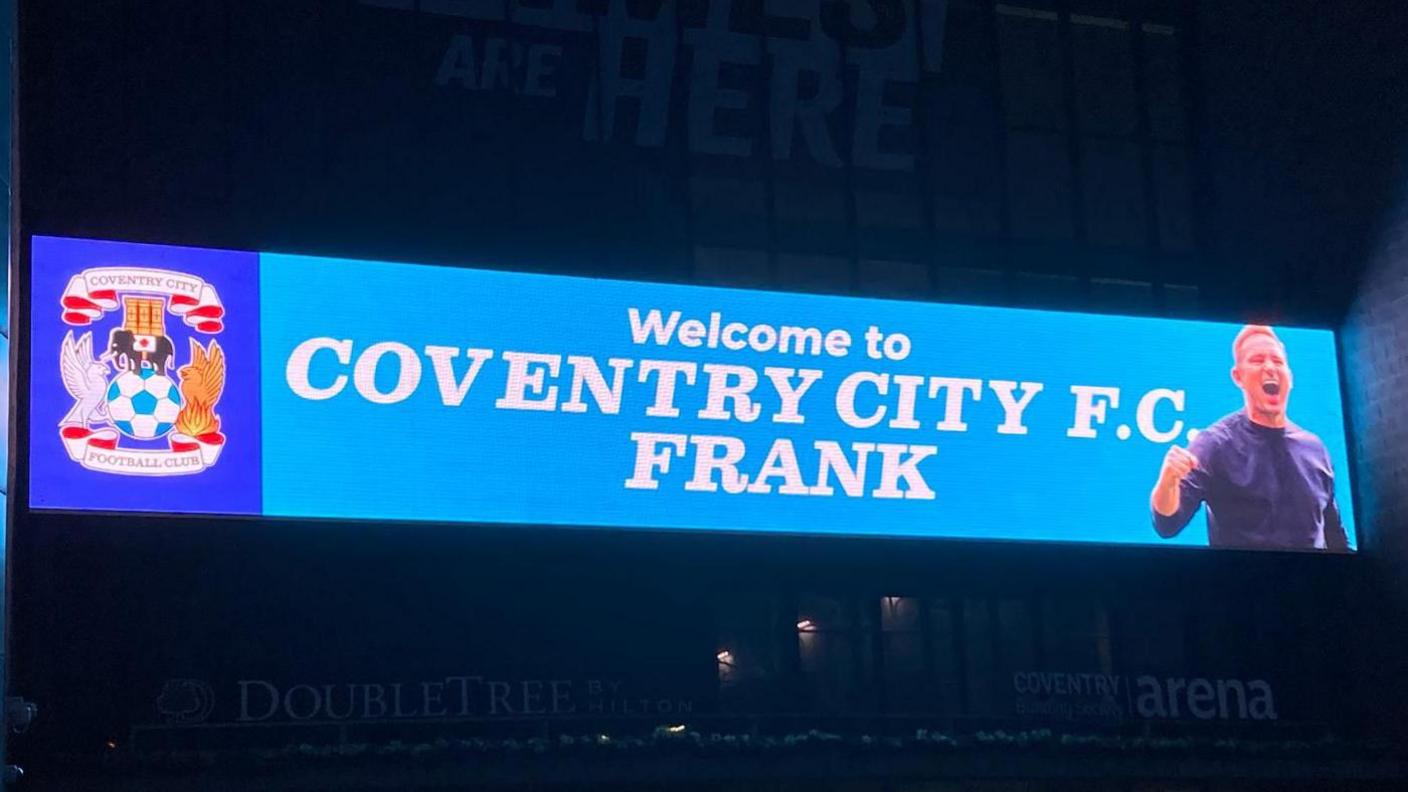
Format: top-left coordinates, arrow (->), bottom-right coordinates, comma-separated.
9,1 -> 1408,789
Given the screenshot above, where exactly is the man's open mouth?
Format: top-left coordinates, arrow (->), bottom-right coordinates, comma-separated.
1261,381 -> 1281,396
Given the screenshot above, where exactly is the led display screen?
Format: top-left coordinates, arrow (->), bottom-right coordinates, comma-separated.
28,236 -> 1356,551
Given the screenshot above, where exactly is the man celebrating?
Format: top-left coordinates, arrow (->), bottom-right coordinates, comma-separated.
1150,325 -> 1348,550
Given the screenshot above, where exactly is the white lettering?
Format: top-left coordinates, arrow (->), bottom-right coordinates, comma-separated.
685,435 -> 750,494
1137,388 -> 1185,443
625,432 -> 688,490
809,441 -> 875,497
888,374 -> 925,430
286,337 -> 352,400
423,346 -> 495,406
562,356 -> 634,414
698,364 -> 762,422
763,367 -> 823,424
873,443 -> 937,499
495,352 -> 561,411
628,308 -> 681,345
836,372 -> 888,428
929,377 -> 981,431
638,360 -> 698,417
989,380 -> 1045,435
353,342 -> 422,404
744,438 -> 809,494
1068,385 -> 1121,438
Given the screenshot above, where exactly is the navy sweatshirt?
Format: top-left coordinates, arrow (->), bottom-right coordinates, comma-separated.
1152,411 -> 1347,551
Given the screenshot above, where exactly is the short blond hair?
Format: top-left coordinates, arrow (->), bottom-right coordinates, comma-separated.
1232,324 -> 1283,362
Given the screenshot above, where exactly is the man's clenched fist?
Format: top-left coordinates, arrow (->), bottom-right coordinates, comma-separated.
1159,445 -> 1199,483
1152,445 -> 1199,518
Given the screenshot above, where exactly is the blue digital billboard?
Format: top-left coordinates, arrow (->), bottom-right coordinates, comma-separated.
28,236 -> 1356,551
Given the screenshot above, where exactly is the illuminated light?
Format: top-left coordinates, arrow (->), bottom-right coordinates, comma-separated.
105,740 -> 117,750
716,649 -> 733,662
28,236 -> 1358,555
665,724 -> 687,733
796,619 -> 815,631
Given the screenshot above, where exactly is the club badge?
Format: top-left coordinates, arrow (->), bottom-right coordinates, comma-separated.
57,267 -> 227,476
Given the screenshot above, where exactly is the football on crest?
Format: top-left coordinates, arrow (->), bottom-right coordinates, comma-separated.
106,368 -> 183,440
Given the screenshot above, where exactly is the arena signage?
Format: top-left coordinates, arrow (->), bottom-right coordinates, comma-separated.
1011,671 -> 1280,722
28,236 -> 1356,551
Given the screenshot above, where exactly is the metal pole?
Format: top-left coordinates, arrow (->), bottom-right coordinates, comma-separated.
1,0 -> 12,775
3,0 -> 27,786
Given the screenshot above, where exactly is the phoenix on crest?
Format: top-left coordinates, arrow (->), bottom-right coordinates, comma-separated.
175,338 -> 226,438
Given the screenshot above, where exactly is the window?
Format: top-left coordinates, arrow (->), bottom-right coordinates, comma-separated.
673,1 -> 1200,307
1043,597 -> 1113,673
930,598 -> 966,715
714,594 -> 790,712
860,259 -> 931,297
694,246 -> 771,287
962,597 -> 999,715
798,595 -> 876,713
1116,600 -> 1187,675
998,5 -> 1066,130
880,596 -> 927,712
1091,277 -> 1156,312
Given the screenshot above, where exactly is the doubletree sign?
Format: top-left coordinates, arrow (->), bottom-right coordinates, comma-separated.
153,675 -> 695,726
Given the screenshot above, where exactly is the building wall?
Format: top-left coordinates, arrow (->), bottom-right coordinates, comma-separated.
10,0 -> 1408,771
1345,186 -> 1408,575
17,1 -> 1204,312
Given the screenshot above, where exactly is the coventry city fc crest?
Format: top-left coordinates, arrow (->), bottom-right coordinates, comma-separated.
57,267 -> 227,476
